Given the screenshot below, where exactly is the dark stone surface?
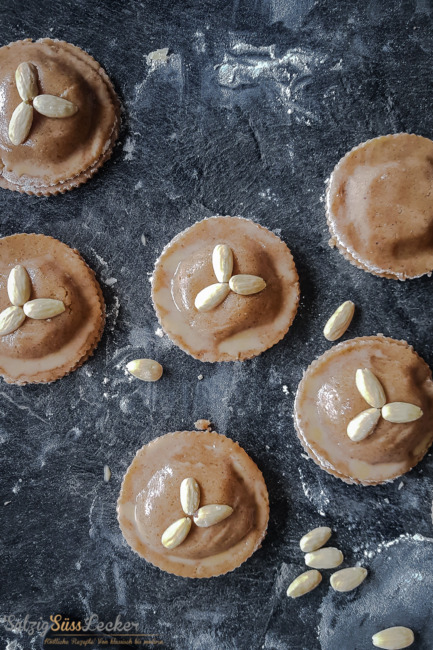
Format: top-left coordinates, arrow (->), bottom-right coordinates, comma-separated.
1,1 -> 433,648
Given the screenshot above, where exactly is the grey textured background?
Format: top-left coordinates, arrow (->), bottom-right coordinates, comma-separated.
1,1 -> 433,649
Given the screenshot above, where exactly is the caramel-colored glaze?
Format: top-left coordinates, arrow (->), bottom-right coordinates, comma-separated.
327,134 -> 433,279
0,234 -> 105,384
117,430 -> 269,578
151,216 -> 300,362
294,336 -> 433,485
0,39 -> 120,195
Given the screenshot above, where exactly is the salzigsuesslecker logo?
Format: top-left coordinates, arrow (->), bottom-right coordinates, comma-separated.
1,613 -> 163,645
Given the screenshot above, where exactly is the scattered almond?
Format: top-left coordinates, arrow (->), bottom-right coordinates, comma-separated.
126,359 -> 163,382
381,402 -> 423,424
15,62 -> 38,102
300,526 -> 332,553
194,282 -> 230,312
372,626 -> 414,649
212,244 -> 233,283
193,504 -> 233,527
323,300 -> 355,341
305,547 -> 343,569
7,265 -> 31,306
180,478 -> 200,516
347,408 -> 381,442
161,517 -> 192,549
356,368 -> 386,408
23,298 -> 65,319
8,101 -> 33,145
33,94 -> 78,118
0,306 -> 26,336
287,570 -> 322,598
229,274 -> 266,295
330,566 -> 367,592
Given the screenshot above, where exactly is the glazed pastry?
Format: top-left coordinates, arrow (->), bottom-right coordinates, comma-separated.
151,216 -> 300,361
327,134 -> 433,279
294,336 -> 433,485
0,234 -> 105,384
0,38 -> 120,195
117,429 -> 269,578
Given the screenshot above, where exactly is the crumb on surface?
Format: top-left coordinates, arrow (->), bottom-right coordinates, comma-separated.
198,374 -> 204,380
104,465 -> 111,482
155,327 -> 164,338
195,419 -> 211,430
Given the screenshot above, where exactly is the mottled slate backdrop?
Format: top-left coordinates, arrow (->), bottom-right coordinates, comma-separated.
1,1 -> 433,649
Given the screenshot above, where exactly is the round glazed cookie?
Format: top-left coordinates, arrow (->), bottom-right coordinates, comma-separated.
151,216 -> 300,362
294,336 -> 433,485
0,234 -> 105,384
327,134 -> 433,280
117,430 -> 269,578
0,38 -> 120,195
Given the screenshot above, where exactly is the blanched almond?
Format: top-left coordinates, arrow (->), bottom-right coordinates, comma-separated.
194,283 -> 230,312
193,504 -> 233,527
305,547 -> 343,569
229,274 -> 266,295
212,244 -> 233,283
23,299 -> 65,319
0,306 -> 25,336
381,402 -> 423,423
161,517 -> 191,549
323,300 -> 355,341
355,368 -> 386,408
33,94 -> 78,118
347,408 -> 381,442
7,265 -> 31,306
126,359 -> 163,382
8,101 -> 33,145
287,570 -> 322,598
300,526 -> 332,552
15,62 -> 38,102
180,477 -> 200,515
330,566 -> 367,592
372,626 -> 414,649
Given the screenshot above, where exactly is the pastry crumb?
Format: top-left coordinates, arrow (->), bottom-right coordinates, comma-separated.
155,328 -> 164,338
4,501 -> 11,506
197,374 -> 203,380
282,385 -> 289,394
195,419 -> 211,430
398,481 -> 404,490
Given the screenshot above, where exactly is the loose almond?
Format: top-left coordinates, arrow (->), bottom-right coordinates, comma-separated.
382,402 -> 423,424
126,359 -> 163,382
356,368 -> 386,408
287,570 -> 322,598
161,517 -> 192,549
347,408 -> 381,442
323,300 -> 355,341
7,265 -> 31,306
300,526 -> 332,553
305,547 -> 343,569
8,101 -> 33,145
229,274 -> 266,295
212,244 -> 233,283
180,477 -> 200,516
23,298 -> 65,319
15,62 -> 38,102
372,626 -> 414,649
33,94 -> 78,118
194,283 -> 230,312
330,566 -> 367,592
0,306 -> 26,336
193,504 -> 233,527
